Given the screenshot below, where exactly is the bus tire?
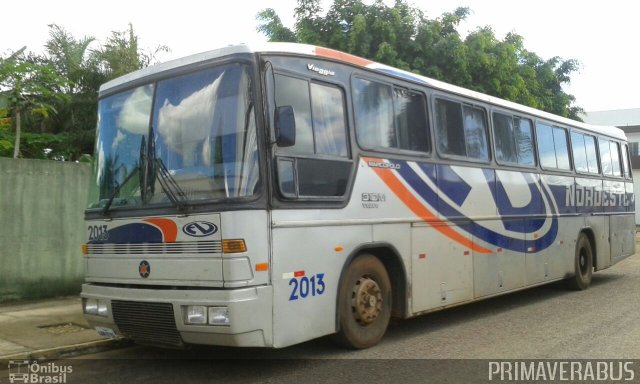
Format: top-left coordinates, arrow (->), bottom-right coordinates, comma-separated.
332,254 -> 391,349
566,233 -> 593,290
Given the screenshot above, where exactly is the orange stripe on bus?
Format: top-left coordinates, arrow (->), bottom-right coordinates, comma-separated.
369,163 -> 492,254
315,46 -> 373,67
143,218 -> 178,243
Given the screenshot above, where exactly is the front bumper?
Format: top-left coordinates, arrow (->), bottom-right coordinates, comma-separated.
81,283 -> 273,347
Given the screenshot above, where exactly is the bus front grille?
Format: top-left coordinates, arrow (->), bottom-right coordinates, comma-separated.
86,241 -> 222,255
111,300 -> 183,348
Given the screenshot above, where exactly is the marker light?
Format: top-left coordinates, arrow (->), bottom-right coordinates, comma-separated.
82,244 -> 88,255
255,262 -> 268,271
222,239 -> 247,254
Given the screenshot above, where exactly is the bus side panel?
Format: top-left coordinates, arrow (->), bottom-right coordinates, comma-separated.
587,215 -> 610,271
626,180 -> 636,215
270,224 -> 371,348
610,214 -> 635,262
574,177 -> 609,270
411,222 -> 473,312
220,210 -> 271,288
606,179 -> 635,262
527,175 -> 576,283
473,218 -> 526,298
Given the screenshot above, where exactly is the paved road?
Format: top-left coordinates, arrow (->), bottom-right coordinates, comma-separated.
56,252 -> 640,383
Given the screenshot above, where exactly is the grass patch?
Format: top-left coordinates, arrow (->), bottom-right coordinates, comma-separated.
0,277 -> 83,303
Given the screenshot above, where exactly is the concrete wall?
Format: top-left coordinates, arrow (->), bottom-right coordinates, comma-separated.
0,157 -> 90,302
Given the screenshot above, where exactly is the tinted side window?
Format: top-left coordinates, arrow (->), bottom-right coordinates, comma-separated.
274,74 -> 314,154
494,112 -> 534,166
537,123 -> 556,168
274,74 -> 351,198
393,88 -> 429,152
310,83 -> 348,156
599,138 -> 613,176
353,78 -> 428,153
353,79 -> 394,149
571,132 -> 588,173
621,144 -> 631,178
436,98 -> 488,160
494,113 -> 516,164
553,127 -> 570,170
598,139 -> 622,177
436,99 -> 465,157
610,141 -> 622,177
536,122 -> 570,170
584,135 -> 599,174
571,132 -> 599,174
515,117 -> 535,166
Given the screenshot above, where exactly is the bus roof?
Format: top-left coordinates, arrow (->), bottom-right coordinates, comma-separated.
100,42 -> 627,142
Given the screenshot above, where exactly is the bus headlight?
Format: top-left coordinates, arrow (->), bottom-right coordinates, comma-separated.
97,301 -> 109,317
83,298 -> 109,317
208,307 -> 229,325
184,306 -> 207,325
183,306 -> 230,326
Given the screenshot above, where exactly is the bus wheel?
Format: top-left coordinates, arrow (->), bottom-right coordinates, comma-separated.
332,254 -> 391,349
566,233 -> 593,290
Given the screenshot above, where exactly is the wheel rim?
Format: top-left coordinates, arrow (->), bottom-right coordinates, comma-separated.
579,248 -> 588,275
351,276 -> 383,325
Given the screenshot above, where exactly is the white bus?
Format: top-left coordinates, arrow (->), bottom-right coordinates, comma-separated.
81,43 -> 635,349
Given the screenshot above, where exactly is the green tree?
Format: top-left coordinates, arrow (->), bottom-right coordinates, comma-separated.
95,23 -> 169,79
257,0 -> 583,120
256,9 -> 297,42
1,24 -> 170,160
44,25 -> 103,158
0,48 -> 68,158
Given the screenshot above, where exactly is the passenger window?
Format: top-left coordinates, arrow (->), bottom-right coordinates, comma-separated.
310,83 -> 348,156
553,127 -> 570,170
598,139 -> 622,177
599,138 -> 613,176
435,98 -> 489,160
571,132 -> 588,173
494,112 -> 534,166
274,74 -> 314,154
621,144 -> 631,178
536,122 -> 570,170
394,88 -> 429,152
515,117 -> 535,166
571,132 -> 600,174
274,74 -> 351,198
610,141 -> 622,177
585,135 -> 599,174
353,78 -> 428,153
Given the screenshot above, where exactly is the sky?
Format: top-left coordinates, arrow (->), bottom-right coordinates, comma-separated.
2,0 -> 639,112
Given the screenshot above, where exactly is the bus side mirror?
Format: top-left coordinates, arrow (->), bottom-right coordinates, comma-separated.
275,106 -> 296,147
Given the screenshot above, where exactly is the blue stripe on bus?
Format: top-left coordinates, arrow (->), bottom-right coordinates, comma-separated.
394,160 -> 558,252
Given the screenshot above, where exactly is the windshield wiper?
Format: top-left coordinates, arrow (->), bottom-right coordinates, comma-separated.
101,166 -> 140,216
154,157 -> 189,212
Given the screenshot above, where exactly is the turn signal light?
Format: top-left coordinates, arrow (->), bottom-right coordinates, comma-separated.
222,239 -> 247,254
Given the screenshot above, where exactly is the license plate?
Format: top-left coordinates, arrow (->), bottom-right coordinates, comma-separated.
95,326 -> 117,338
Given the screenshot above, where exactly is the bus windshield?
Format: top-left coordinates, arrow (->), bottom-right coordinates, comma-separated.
88,63 -> 260,211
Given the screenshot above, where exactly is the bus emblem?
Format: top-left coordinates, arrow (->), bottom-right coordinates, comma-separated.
182,221 -> 218,237
139,260 -> 151,278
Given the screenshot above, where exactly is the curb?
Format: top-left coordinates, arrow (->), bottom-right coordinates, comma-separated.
0,338 -> 132,361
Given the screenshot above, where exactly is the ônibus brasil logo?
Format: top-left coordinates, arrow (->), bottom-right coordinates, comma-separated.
8,360 -> 73,383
